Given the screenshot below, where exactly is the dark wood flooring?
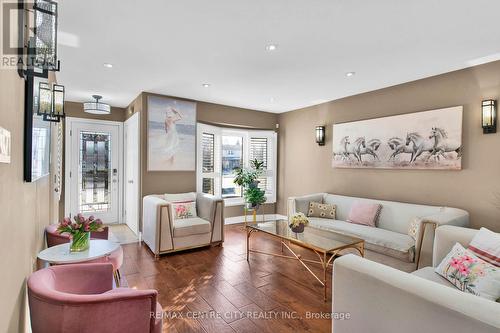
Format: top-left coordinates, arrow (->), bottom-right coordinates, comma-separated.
121,224 -> 333,333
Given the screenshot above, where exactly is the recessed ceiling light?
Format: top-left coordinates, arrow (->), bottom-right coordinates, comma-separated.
265,44 -> 277,51
345,71 -> 355,77
103,63 -> 113,68
202,83 -> 210,88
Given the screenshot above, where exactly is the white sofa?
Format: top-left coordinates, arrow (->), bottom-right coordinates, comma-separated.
142,193 -> 224,256
332,226 -> 500,333
288,193 -> 469,267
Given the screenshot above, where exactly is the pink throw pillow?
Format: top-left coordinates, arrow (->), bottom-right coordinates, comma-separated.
347,201 -> 382,227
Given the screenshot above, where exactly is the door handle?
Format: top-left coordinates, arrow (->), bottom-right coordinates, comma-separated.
128,180 -> 134,184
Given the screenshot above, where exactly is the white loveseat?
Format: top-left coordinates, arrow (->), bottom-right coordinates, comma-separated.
288,193 -> 469,267
143,193 -> 224,256
332,226 -> 500,333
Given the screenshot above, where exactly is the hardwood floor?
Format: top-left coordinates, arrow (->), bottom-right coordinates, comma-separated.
121,224 -> 333,332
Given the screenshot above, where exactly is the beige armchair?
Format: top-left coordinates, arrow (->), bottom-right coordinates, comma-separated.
142,193 -> 224,256
332,225 -> 500,333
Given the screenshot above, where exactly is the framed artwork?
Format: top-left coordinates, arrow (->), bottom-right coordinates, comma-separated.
332,106 -> 463,170
147,96 -> 196,171
24,75 -> 51,182
0,127 -> 11,163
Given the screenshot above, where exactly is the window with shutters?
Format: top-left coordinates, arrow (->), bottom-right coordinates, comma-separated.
196,123 -> 277,206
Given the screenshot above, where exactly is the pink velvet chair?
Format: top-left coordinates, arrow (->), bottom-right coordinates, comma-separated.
45,225 -> 123,285
28,263 -> 163,333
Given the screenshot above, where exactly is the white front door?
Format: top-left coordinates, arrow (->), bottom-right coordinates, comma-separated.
124,113 -> 140,235
65,118 -> 123,224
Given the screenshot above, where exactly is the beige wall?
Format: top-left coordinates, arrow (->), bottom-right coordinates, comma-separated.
277,60 -> 500,231
132,92 -> 279,220
0,70 -> 53,331
58,102 -> 127,219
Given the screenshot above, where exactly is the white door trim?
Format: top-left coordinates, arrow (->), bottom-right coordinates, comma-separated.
64,117 -> 124,223
124,112 -> 140,235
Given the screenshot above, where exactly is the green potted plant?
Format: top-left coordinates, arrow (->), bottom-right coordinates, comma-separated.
233,159 -> 267,210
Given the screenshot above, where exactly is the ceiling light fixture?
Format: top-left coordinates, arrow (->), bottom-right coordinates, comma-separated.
202,83 -> 210,88
103,63 -> 113,68
265,44 -> 277,51
345,71 -> 356,77
83,95 -> 111,115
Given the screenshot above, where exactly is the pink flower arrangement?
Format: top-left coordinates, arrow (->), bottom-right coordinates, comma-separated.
57,214 -> 104,236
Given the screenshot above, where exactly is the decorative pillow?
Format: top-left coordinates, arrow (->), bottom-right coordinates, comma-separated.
307,202 -> 336,219
172,201 -> 197,220
435,242 -> 500,302
468,227 -> 500,267
408,217 -> 422,241
346,201 -> 382,227
164,192 -> 197,203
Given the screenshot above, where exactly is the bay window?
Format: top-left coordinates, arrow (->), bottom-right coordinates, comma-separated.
196,123 -> 277,206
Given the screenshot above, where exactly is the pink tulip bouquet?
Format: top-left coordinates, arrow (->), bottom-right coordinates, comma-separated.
57,214 -> 104,252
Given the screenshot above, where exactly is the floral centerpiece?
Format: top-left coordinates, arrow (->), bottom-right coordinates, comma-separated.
57,214 -> 104,252
289,212 -> 309,233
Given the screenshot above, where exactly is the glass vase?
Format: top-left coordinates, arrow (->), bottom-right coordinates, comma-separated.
70,231 -> 90,252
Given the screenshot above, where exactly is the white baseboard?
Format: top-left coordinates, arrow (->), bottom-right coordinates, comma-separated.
224,214 -> 287,225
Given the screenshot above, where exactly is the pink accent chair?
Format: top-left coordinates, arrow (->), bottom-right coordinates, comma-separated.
45,225 -> 123,285
28,263 -> 163,333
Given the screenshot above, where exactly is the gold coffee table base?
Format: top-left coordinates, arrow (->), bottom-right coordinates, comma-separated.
246,227 -> 364,302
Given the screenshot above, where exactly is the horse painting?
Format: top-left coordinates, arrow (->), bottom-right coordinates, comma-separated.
428,127 -> 461,160
387,137 -> 414,161
332,106 -> 462,169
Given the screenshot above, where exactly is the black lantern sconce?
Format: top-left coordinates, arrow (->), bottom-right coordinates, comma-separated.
37,81 -> 65,122
315,126 -> 326,146
482,99 -> 497,134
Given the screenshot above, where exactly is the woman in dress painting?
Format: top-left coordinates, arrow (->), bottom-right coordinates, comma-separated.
164,107 -> 183,163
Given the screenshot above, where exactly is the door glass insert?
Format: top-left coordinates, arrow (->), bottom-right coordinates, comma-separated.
79,131 -> 111,212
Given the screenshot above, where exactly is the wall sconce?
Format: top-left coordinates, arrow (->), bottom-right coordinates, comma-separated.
52,84 -> 65,118
482,99 -> 497,134
37,82 -> 65,122
315,126 -> 325,146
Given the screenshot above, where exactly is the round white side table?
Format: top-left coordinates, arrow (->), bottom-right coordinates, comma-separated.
38,239 -> 120,264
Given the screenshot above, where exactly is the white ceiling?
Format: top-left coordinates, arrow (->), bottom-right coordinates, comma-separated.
57,0 -> 500,113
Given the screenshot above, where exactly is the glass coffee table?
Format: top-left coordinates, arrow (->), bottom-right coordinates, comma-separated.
246,220 -> 364,302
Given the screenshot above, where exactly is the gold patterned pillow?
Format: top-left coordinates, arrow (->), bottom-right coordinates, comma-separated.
408,217 -> 422,241
307,202 -> 336,219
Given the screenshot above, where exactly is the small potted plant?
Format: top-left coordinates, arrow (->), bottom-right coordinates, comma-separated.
244,185 -> 266,210
57,214 -> 104,252
234,159 -> 267,210
289,212 -> 309,233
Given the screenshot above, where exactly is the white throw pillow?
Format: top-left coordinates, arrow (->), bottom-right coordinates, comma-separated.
164,192 -> 197,203
435,242 -> 500,302
172,201 -> 197,220
468,227 -> 500,267
164,193 -> 197,219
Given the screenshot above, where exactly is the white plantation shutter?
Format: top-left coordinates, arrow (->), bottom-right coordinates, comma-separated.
249,132 -> 277,203
201,133 -> 215,194
197,124 -> 221,196
197,123 -> 277,204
